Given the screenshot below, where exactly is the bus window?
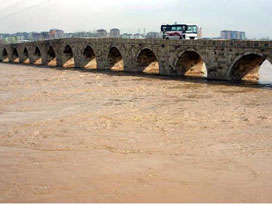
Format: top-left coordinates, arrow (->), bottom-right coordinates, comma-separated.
171,26 -> 177,31
187,26 -> 192,32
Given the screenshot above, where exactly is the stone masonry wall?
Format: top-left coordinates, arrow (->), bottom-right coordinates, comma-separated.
1,38 -> 272,81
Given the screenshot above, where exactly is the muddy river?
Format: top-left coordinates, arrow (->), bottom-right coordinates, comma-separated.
0,62 -> 272,202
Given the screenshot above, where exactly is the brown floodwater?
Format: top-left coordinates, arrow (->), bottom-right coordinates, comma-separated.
0,62 -> 272,203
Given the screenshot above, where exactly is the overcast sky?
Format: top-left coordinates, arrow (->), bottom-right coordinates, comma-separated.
0,0 -> 271,38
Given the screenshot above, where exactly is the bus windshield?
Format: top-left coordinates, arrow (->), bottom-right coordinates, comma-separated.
186,25 -> 198,33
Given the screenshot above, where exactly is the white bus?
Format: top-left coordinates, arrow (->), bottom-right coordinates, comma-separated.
161,24 -> 198,40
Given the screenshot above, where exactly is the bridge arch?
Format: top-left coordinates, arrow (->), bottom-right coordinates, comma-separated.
136,48 -> 159,74
47,46 -> 57,66
23,47 -> 30,64
108,46 -> 124,71
63,45 -> 75,68
228,52 -> 270,81
12,48 -> 19,63
33,47 -> 42,65
2,48 -> 9,62
83,46 -> 97,69
175,50 -> 207,77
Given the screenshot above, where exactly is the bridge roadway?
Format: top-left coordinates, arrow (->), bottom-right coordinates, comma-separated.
1,38 -> 272,81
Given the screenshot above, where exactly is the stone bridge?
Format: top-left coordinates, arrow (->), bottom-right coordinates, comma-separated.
1,38 -> 272,81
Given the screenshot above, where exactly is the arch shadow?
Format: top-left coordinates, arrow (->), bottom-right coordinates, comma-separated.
174,50 -> 207,78
12,48 -> 19,63
33,47 -> 42,65
228,53 -> 269,81
83,46 -> 97,69
23,47 -> 30,64
63,45 -> 75,68
2,48 -> 9,62
47,46 -> 57,67
108,46 -> 124,71
136,48 -> 159,74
